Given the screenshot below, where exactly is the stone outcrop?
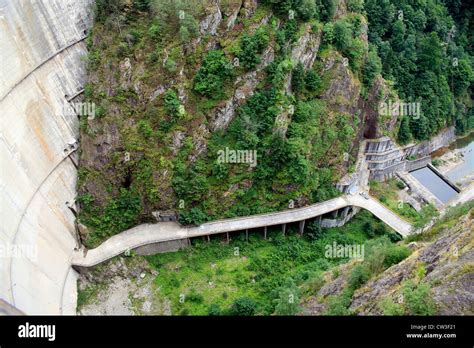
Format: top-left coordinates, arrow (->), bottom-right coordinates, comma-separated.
199,0 -> 222,36
350,213 -> 474,315
322,53 -> 361,115
212,71 -> 258,130
291,24 -> 321,69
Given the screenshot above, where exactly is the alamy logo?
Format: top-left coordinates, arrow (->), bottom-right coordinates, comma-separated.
62,102 -> 96,120
325,241 -> 365,260
18,322 -> 55,341
217,147 -> 257,167
378,100 -> 420,119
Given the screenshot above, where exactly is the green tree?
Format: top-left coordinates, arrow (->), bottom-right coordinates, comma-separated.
322,22 -> 335,44
193,50 -> 233,99
397,116 -> 411,144
274,281 -> 301,315
319,0 -> 337,21
229,297 -> 258,316
363,44 -> 382,87
291,62 -> 305,94
333,20 -> 352,52
403,281 -> 436,315
296,0 -> 317,21
410,114 -> 429,140
305,70 -> 321,91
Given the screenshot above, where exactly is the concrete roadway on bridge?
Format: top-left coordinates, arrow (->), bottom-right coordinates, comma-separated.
71,194 -> 414,267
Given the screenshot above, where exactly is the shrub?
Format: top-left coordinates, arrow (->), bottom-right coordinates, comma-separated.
179,207 -> 209,225
193,50 -> 233,99
305,70 -> 321,91
322,23 -> 335,44
348,264 -> 371,290
274,286 -> 301,315
208,303 -> 221,316
380,298 -> 404,315
403,281 -> 436,315
431,158 -> 442,167
164,89 -> 182,121
320,0 -> 337,22
347,0 -> 364,13
229,297 -> 258,316
238,29 -> 269,70
95,105 -> 106,118
164,58 -> 177,73
291,62 -> 305,94
383,245 -> 411,268
133,0 -> 151,12
306,221 -> 324,241
116,42 -> 129,58
137,120 -> 153,138
296,0 -> 317,21
326,288 -> 352,315
396,180 -> 406,190
148,24 -> 162,41
187,289 -> 204,304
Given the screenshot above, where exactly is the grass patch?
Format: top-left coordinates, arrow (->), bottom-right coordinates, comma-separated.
145,211 -> 397,315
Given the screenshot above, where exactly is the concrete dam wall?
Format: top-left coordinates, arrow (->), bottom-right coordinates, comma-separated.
0,0 -> 92,314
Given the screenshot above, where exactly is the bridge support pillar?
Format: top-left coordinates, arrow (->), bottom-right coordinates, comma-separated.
299,220 -> 305,235
207,235 -> 210,243
226,232 -> 230,243
318,215 -> 322,225
282,223 -> 286,236
246,229 -> 248,242
264,226 -> 267,240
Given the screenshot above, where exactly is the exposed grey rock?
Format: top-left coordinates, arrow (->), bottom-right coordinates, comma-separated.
242,0 -> 258,18
149,85 -> 166,101
199,1 -> 222,36
171,131 -> 185,155
177,85 -> 188,104
212,71 -> 257,130
349,215 -> 474,315
291,24 -> 321,70
335,0 -> 348,19
225,0 -> 243,30
273,107 -> 292,137
322,54 -> 361,114
189,124 -> 210,162
119,58 -> 132,90
260,46 -> 275,68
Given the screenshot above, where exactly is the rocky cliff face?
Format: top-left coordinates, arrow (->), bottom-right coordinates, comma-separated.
78,0 -> 400,245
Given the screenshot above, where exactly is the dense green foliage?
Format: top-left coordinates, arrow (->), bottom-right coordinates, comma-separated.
79,0 -> 472,247
145,211 -> 401,315
193,50 -> 234,99
237,28 -> 270,70
365,0 -> 474,140
325,235 -> 412,315
78,189 -> 142,247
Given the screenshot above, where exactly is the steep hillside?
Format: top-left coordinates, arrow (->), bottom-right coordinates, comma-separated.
76,0 -> 473,247
302,202 -> 474,315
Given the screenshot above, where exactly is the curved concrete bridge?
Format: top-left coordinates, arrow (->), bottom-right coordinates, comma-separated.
71,194 -> 412,267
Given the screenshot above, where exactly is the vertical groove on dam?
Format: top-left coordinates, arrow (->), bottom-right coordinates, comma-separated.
0,0 -> 92,314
